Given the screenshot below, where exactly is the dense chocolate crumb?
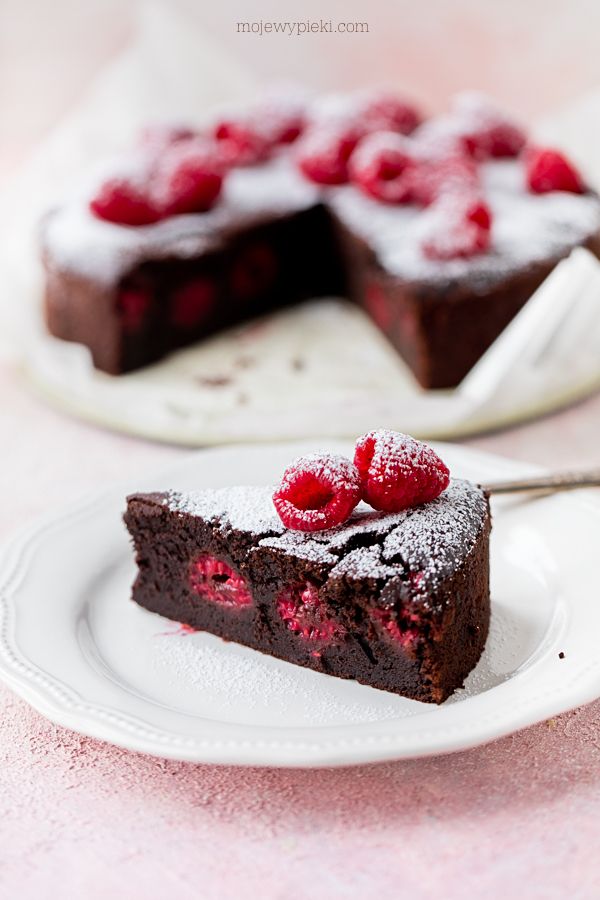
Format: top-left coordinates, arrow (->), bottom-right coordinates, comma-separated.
124,478 -> 491,704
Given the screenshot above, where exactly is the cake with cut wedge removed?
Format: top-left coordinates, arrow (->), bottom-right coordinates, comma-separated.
124,435 -> 491,704
42,89 -> 600,389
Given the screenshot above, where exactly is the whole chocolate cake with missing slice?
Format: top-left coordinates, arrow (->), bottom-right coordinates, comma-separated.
42,90 -> 600,388
124,478 -> 491,704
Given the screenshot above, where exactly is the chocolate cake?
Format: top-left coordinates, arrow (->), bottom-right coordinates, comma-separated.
124,479 -> 491,704
42,91 -> 600,389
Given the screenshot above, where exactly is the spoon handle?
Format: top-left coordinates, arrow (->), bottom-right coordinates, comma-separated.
483,469 -> 600,495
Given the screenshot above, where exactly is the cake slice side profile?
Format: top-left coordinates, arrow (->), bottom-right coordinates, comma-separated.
123,479 -> 491,704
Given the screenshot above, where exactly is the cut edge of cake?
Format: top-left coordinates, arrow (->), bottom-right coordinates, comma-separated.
123,479 -> 491,704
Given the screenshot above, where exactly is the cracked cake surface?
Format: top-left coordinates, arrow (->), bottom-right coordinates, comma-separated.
164,479 -> 486,601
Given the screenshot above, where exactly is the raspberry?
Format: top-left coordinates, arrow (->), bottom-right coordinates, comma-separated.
214,85 -> 309,162
354,430 -> 450,512
190,554 -> 252,608
170,277 -> 215,328
90,177 -> 161,226
152,139 -> 224,216
371,607 -> 421,648
273,452 -> 362,531
525,146 -> 585,194
230,242 -> 278,300
349,132 -> 416,203
296,125 -> 363,185
467,200 -> 492,230
365,282 -> 393,331
457,118 -> 526,160
416,95 -> 526,163
214,96 -> 306,165
277,582 -> 345,642
405,117 -> 457,159
269,113 -> 304,144
406,154 -> 480,207
463,121 -> 525,159
420,194 -> 492,260
358,91 -> 422,135
117,286 -> 152,333
214,118 -> 273,166
256,91 -> 307,144
90,135 -> 227,225
452,92 -> 526,159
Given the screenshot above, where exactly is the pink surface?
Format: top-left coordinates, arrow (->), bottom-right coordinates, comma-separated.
3,362 -> 600,897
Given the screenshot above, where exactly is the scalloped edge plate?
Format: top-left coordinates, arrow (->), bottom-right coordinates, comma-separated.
1,441 -> 599,767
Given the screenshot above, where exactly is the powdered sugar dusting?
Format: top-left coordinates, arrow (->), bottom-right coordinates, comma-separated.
164,479 -> 488,600
265,480 -> 487,591
165,485 -> 284,536
151,632 -> 403,725
354,429 -> 449,512
280,451 -> 359,491
42,110 -> 600,288
358,428 -> 441,473
330,545 -> 399,580
380,480 -> 488,590
271,451 -> 363,531
331,159 -> 600,286
43,157 -> 319,285
260,528 -> 341,564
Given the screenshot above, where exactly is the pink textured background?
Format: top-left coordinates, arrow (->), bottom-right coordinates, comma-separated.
4,2 -> 600,895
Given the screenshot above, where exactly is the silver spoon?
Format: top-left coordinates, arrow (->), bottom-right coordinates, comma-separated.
483,469 -> 600,495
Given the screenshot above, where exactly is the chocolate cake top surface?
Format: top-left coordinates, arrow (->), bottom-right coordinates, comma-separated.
330,160 -> 600,288
42,157 -> 320,287
158,477 -> 488,596
43,152 -> 600,291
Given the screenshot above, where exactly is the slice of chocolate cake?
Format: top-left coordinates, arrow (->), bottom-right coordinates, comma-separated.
124,479 -> 491,704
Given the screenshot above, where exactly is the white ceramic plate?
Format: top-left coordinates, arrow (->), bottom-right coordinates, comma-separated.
1,440 -> 599,767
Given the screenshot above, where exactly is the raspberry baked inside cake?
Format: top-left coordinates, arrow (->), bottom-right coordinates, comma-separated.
124,436 -> 491,704
42,90 -> 600,388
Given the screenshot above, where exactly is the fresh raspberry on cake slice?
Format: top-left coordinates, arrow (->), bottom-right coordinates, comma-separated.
272,452 -> 362,532
354,429 -> 450,511
124,438 -> 491,703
